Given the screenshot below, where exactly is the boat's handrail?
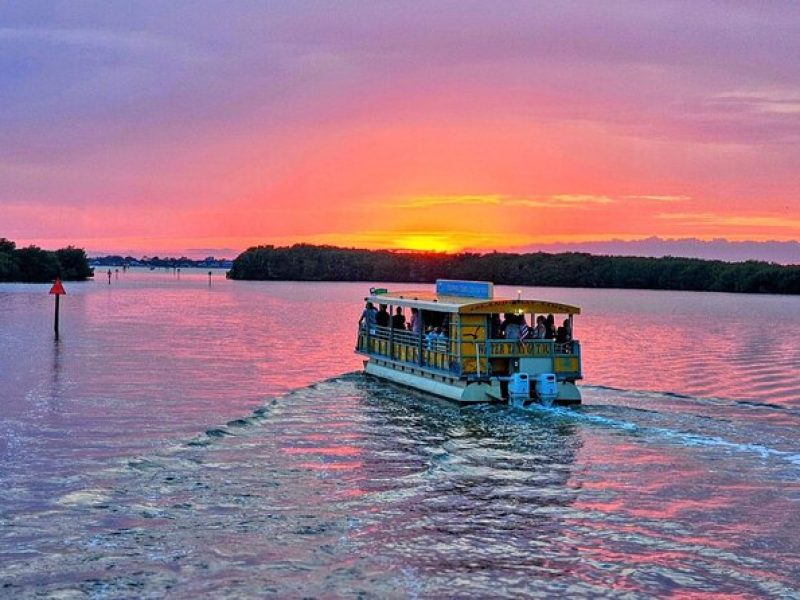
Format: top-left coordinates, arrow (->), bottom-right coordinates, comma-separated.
487,338 -> 577,357
357,326 -> 578,363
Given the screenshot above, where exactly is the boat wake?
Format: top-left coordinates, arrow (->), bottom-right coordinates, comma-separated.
586,383 -> 797,412
508,387 -> 800,471
176,374 -> 800,475
7,373 -> 799,598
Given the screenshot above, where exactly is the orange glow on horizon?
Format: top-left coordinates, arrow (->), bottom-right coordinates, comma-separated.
3,6 -> 799,265
391,234 -> 460,253
13,220 -> 800,259
5,111 -> 799,260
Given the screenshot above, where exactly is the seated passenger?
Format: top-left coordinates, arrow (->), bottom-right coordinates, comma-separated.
391,307 -> 406,330
434,326 -> 447,350
425,326 -> 437,349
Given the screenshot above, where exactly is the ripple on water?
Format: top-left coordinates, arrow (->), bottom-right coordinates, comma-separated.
1,377 -> 799,597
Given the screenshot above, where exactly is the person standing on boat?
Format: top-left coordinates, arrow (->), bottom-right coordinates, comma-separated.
391,307 -> 406,330
376,304 -> 390,327
533,315 -> 547,339
410,307 -> 422,334
556,318 -> 572,343
359,302 -> 378,330
545,314 -> 556,339
503,314 -> 521,340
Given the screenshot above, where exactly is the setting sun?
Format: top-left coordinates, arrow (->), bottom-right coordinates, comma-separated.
1,2 -> 798,264
392,233 -> 459,253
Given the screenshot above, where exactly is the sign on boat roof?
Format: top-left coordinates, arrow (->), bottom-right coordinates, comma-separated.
367,279 -> 581,315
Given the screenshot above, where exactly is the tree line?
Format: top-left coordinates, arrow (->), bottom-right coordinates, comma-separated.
90,255 -> 232,269
228,244 -> 800,294
0,238 -> 94,282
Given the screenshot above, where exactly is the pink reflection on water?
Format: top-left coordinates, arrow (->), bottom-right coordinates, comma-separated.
297,461 -> 364,471
284,446 -> 362,457
4,273 -> 800,597
568,429 -> 800,591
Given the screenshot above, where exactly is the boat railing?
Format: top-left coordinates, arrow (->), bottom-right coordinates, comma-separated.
356,325 -> 456,372
487,338 -> 576,357
357,325 -> 580,378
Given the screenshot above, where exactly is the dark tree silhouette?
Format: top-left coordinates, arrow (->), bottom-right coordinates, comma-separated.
0,238 -> 94,282
228,244 -> 800,295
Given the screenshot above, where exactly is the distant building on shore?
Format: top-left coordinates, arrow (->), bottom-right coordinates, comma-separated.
89,255 -> 233,269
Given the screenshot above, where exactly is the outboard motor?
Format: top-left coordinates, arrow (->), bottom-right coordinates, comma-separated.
535,373 -> 558,407
508,372 -> 530,408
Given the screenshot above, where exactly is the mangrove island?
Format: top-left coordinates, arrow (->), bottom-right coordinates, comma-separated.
0,238 -> 93,283
229,244 -> 800,295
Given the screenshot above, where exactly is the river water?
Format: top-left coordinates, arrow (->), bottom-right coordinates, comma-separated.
1,270 -> 799,598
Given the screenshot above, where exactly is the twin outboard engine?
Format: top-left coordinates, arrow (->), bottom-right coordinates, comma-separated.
535,373 -> 558,406
508,373 -> 530,407
508,372 -> 559,407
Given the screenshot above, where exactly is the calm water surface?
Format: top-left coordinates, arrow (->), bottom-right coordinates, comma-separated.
1,270 -> 799,598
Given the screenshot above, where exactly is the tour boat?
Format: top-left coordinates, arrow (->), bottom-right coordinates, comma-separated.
355,280 -> 582,406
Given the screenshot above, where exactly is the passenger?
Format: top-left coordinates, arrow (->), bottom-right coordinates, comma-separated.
391,306 -> 406,330
533,315 -> 547,339
376,304 -> 390,327
410,307 -> 422,334
556,319 -> 572,344
359,302 -> 377,330
545,314 -> 556,339
503,313 -> 520,340
433,326 -> 447,350
425,326 -> 437,349
500,313 -> 510,337
555,318 -> 572,344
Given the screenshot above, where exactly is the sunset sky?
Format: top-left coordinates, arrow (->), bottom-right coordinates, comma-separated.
1,2 -> 799,259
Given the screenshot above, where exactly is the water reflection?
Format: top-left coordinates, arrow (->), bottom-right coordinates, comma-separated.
45,336 -> 63,410
1,275 -> 799,596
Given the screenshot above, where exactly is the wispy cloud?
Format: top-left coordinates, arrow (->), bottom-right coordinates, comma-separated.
394,193 -> 684,209
516,194 -> 615,206
623,195 -> 691,202
712,89 -> 800,116
392,195 -> 505,209
1,3 -> 798,255
301,229 -> 534,252
0,26 -> 205,62
658,212 -> 800,230
393,194 -> 615,210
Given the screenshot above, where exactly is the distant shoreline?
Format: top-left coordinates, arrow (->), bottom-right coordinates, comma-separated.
5,240 -> 800,295
89,255 -> 233,269
227,244 -> 800,295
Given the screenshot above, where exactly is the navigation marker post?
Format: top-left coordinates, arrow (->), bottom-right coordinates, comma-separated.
208,271 -> 212,287
49,278 -> 66,340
